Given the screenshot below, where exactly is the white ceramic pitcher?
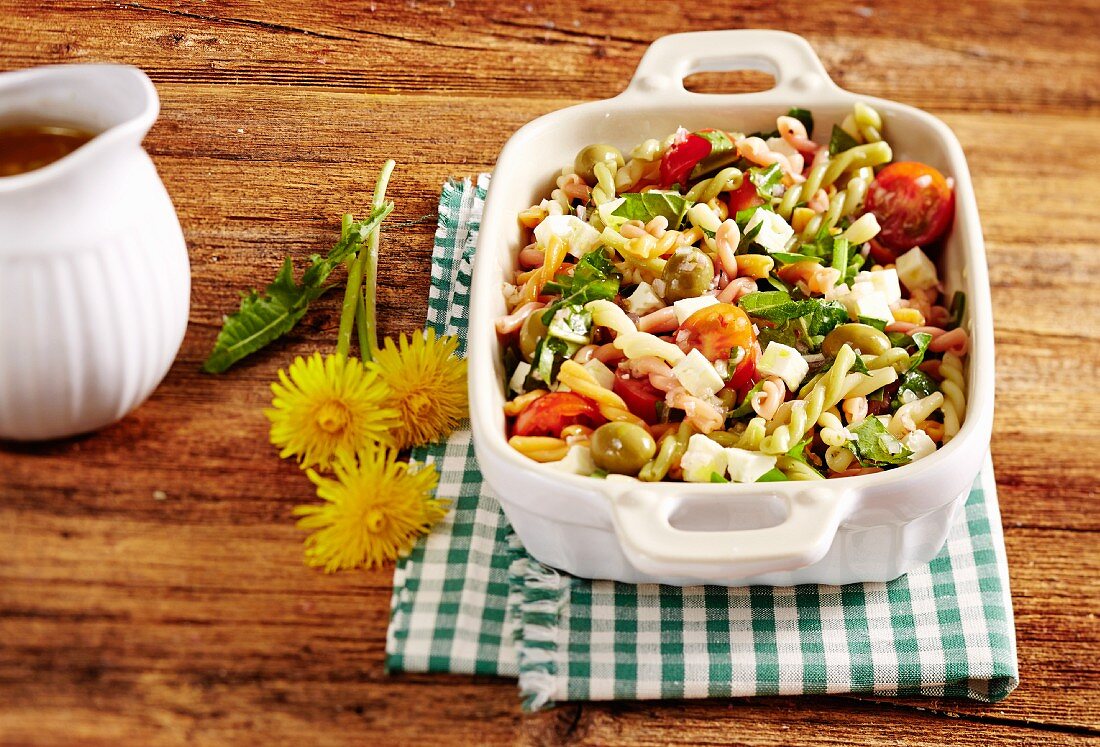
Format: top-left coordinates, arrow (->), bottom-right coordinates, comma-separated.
0,65 -> 189,440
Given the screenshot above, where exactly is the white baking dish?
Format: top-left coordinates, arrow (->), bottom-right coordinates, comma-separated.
468,30 -> 994,586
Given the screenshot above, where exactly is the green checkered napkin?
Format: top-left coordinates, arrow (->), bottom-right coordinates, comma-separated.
385,176 -> 1019,710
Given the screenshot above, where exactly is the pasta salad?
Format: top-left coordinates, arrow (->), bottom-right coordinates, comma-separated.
496,103 -> 967,483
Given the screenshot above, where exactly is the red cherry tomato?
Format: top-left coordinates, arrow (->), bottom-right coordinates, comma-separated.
659,133 -> 712,189
863,162 -> 954,253
612,374 -> 664,425
726,351 -> 758,398
680,303 -> 757,361
725,177 -> 765,214
513,392 -> 605,437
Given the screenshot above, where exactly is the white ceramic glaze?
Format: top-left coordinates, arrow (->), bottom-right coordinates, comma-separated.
0,65 -> 189,440
469,30 -> 995,586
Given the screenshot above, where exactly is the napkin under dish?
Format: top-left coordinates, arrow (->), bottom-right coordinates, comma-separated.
385,176 -> 1019,710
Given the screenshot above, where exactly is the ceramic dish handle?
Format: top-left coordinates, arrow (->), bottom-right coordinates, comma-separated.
607,486 -> 851,581
622,29 -> 838,101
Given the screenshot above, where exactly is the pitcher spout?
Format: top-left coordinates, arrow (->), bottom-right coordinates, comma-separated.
0,64 -> 159,193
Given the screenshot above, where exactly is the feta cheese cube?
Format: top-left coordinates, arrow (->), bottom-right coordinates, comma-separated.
673,294 -> 719,324
547,307 -> 592,344
672,348 -> 725,398
623,281 -> 665,316
847,289 -> 895,325
903,429 -> 938,461
509,361 -> 531,394
548,444 -> 596,475
869,268 -> 902,304
824,282 -> 850,302
745,209 -> 795,254
895,247 -> 939,291
680,434 -> 727,483
724,447 -> 778,483
534,214 -> 602,258
582,358 -> 615,391
758,341 -> 809,391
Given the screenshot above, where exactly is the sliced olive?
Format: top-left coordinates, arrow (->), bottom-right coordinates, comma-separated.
590,422 -> 657,476
519,311 -> 548,362
821,323 -> 891,357
661,249 -> 715,302
574,144 -> 625,183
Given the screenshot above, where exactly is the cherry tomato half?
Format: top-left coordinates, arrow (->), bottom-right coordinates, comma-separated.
612,374 -> 664,425
726,176 -> 765,214
659,133 -> 712,189
680,303 -> 757,361
863,161 -> 954,253
513,392 -> 605,437
726,350 -> 758,398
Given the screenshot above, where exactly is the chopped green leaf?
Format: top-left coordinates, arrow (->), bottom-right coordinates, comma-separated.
892,369 -> 940,410
748,163 -> 783,199
770,252 -> 823,266
761,274 -> 792,293
905,331 -> 934,373
858,316 -> 889,332
828,124 -> 860,156
541,249 -> 620,324
530,335 -> 577,387
848,417 -> 913,467
948,291 -> 967,327
612,191 -> 690,229
756,467 -> 789,482
203,202 -> 394,373
729,380 -> 765,418
829,237 -> 850,282
690,130 -> 740,178
850,356 -> 872,376
709,471 -> 730,483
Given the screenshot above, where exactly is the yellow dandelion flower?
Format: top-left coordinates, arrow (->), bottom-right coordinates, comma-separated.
265,352 -> 400,470
294,444 -> 448,572
370,328 -> 468,450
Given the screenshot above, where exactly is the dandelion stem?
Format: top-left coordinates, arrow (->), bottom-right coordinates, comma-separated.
337,159 -> 395,360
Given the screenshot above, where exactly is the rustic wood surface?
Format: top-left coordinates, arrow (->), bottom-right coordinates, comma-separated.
2,1 -> 1099,745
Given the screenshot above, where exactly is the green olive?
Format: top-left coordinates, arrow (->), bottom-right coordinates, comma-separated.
820,323 -> 891,357
518,311 -> 548,362
574,144 -> 625,183
661,249 -> 715,302
590,422 -> 657,475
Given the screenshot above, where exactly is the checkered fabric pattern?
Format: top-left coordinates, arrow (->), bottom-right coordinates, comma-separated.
385,176 -> 1019,711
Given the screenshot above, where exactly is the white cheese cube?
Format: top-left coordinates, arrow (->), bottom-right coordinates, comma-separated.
534,214 -> 602,258
547,444 -> 596,475
673,294 -> 719,324
869,268 -> 902,304
724,447 -> 778,483
824,282 -> 850,302
758,341 -> 809,391
745,209 -> 795,254
672,349 -> 725,398
895,247 -> 939,291
547,307 -> 591,344
509,361 -> 531,394
582,358 -> 615,391
846,289 -> 895,325
680,434 -> 728,483
597,197 -> 627,230
903,429 -> 938,461
623,281 -> 665,316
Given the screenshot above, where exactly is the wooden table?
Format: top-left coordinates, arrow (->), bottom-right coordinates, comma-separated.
2,2 -> 1098,744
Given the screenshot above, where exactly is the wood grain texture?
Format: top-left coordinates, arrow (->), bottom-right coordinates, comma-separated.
1,1 -> 1099,745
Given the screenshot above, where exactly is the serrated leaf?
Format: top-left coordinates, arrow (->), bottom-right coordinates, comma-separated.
202,202 -> 393,373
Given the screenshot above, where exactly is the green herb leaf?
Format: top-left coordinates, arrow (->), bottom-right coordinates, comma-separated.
756,467 -> 789,482
906,332 -> 934,373
541,249 -> 621,324
748,163 -> 784,199
612,191 -> 690,229
828,124 -> 860,156
690,130 -> 740,178
729,380 -> 765,418
709,471 -> 730,483
848,417 -> 913,467
202,203 -> 394,373
770,252 -> 824,266
787,107 -> 814,137
948,291 -> 967,327
857,316 -> 889,332
530,335 -> 577,387
891,369 -> 940,410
